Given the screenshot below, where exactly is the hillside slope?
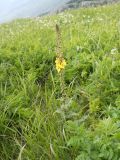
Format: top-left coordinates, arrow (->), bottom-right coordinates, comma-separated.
0,3 -> 120,160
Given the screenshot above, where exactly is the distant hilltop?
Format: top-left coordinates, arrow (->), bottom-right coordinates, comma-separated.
56,0 -> 120,12
0,0 -> 119,24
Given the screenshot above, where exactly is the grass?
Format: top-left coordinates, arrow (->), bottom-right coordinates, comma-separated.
0,3 -> 120,160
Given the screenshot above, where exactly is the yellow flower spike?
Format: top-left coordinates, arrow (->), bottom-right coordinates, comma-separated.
55,57 -> 66,73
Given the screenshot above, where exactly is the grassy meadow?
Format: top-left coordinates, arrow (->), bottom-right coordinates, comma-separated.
0,3 -> 120,160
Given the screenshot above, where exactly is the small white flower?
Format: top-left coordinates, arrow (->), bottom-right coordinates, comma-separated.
111,48 -> 118,55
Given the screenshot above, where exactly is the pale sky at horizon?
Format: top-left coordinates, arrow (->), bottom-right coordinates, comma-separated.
0,0 -> 68,23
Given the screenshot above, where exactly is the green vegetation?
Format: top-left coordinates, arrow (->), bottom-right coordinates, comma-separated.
0,3 -> 120,160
